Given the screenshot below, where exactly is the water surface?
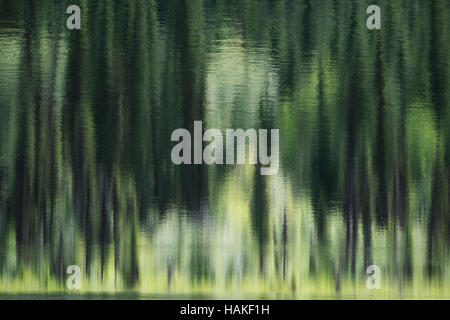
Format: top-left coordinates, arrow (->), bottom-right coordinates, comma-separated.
0,0 -> 449,299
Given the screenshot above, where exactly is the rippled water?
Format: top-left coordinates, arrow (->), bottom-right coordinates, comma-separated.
0,0 -> 449,299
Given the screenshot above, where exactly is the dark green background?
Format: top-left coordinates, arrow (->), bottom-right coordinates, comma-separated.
0,0 -> 448,298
